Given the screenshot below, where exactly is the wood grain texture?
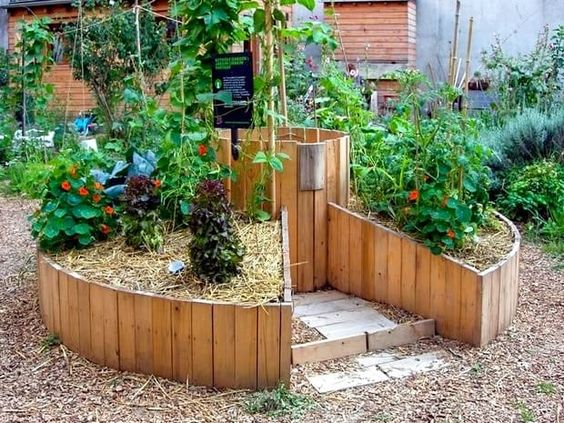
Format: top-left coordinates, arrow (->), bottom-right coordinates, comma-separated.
327,204 -> 338,288
213,304 -> 236,388
444,260 -> 462,340
361,219 -> 376,301
314,177 -> 328,290
292,334 -> 366,365
299,143 -> 325,190
89,283 -> 106,365
134,294 -> 153,375
102,287 -> 120,369
152,296 -> 173,379
191,302 -> 213,386
117,291 -> 136,372
65,274 -> 80,352
58,270 -> 70,344
400,238 -> 417,313
235,306 -> 258,389
171,300 -> 192,384
297,189 -> 315,292
348,215 -> 363,297
279,142 -> 298,286
429,255 -> 447,335
337,205 -> 350,293
257,305 -> 281,389
387,235 -> 402,307
279,305 -> 293,387
77,276 -> 92,358
460,269 -> 480,345
414,244 -> 431,318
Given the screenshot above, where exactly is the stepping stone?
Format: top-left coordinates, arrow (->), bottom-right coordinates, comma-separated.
294,297 -> 371,317
379,351 -> 448,379
356,352 -> 398,367
307,366 -> 389,393
293,290 -> 349,308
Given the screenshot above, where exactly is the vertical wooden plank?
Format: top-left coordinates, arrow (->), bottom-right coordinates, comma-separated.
387,234 -> 402,307
152,297 -> 172,379
479,273 -> 493,345
327,204 -> 338,289
279,305 -> 292,387
326,140 -> 337,203
337,207 -> 351,293
348,215 -> 362,297
498,260 -> 509,334
37,254 -> 45,323
297,189 -> 315,292
50,268 -> 62,337
460,268 -> 480,345
191,302 -> 213,386
429,255 -> 446,335
313,144 -> 328,290
361,221 -> 375,301
373,226 -> 389,303
102,287 -> 119,369
42,261 -> 56,333
117,291 -> 136,372
89,283 -> 105,365
257,305 -> 281,389
444,260 -> 462,340
134,294 -> 153,375
489,269 -> 501,341
58,270 -> 69,344
400,238 -> 417,313
213,304 -> 236,388
511,251 -> 520,323
246,141 -> 262,213
235,306 -> 258,389
66,274 -> 80,352
336,136 -> 349,206
172,300 -> 192,383
279,142 -> 298,286
77,277 -> 91,358
415,244 -> 431,318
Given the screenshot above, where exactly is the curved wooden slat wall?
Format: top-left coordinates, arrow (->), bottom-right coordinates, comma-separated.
327,203 -> 521,346
36,211 -> 293,389
217,127 -> 350,293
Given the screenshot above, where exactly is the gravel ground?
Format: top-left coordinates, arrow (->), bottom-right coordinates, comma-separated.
1,196 -> 563,423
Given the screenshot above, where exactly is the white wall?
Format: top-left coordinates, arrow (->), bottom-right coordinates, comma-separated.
416,0 -> 564,81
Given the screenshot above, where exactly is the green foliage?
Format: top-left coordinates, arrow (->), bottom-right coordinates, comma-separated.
517,401 -> 535,423
40,333 -> 61,352
187,180 -> 244,283
482,26 -> 564,124
121,175 -> 164,252
30,160 -> 118,251
500,161 -> 564,223
245,383 -> 314,418
354,71 -> 491,254
65,1 -> 169,136
481,108 -> 564,178
536,381 -> 556,395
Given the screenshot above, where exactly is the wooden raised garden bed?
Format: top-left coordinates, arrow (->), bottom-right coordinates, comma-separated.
36,211 -> 293,390
326,203 -> 521,346
218,127 -> 350,294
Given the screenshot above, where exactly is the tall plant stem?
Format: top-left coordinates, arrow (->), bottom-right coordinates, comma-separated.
278,32 -> 288,123
463,17 -> 474,115
264,0 -> 277,217
449,0 -> 461,86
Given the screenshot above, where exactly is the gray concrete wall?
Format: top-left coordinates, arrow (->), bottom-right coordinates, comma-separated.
416,0 -> 564,81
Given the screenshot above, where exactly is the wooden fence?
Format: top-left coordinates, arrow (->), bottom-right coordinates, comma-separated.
36,213 -> 293,389
327,203 -> 521,346
217,127 -> 350,293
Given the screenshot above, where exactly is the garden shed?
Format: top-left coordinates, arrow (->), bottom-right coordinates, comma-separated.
324,0 -> 417,111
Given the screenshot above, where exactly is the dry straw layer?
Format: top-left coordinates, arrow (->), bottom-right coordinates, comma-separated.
52,216 -> 284,306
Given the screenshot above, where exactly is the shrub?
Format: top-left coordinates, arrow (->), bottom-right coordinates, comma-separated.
481,108 -> 564,177
121,175 -> 164,252
354,70 -> 491,254
30,162 -> 117,251
187,180 -> 244,283
500,160 -> 564,223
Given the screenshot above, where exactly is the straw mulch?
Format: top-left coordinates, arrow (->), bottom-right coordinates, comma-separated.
52,216 -> 284,305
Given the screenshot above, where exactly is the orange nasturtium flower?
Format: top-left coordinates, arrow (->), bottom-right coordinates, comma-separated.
94,182 -> 104,191
92,194 -> 101,203
153,179 -> 162,188
104,206 -> 114,215
198,144 -> 208,156
78,187 -> 89,196
61,181 -> 71,191
447,229 -> 456,239
100,224 -> 111,235
408,190 -> 419,201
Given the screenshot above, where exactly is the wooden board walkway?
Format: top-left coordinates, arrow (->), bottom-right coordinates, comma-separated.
294,291 -> 396,339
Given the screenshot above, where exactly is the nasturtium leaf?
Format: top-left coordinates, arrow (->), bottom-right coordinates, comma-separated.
43,201 -> 58,213
73,205 -> 100,219
78,235 -> 93,246
74,223 -> 91,235
44,224 -> 60,240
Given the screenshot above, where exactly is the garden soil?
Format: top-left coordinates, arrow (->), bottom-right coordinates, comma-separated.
1,196 -> 562,423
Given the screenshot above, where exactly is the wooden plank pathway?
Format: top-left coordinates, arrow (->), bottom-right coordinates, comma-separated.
294,291 -> 396,340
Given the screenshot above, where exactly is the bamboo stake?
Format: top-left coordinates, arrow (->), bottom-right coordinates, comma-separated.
450,0 -> 461,86
264,0 -> 277,217
463,17 -> 474,115
277,31 -> 288,123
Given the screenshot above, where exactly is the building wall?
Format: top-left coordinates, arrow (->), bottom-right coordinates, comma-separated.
0,0 -> 8,50
416,0 -> 564,81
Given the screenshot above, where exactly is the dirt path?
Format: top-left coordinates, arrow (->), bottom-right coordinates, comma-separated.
0,196 -> 562,422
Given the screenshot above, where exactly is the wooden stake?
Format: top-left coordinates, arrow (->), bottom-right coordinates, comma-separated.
463,17 -> 474,115
450,0 -> 461,86
264,0 -> 277,217
278,32 -> 288,123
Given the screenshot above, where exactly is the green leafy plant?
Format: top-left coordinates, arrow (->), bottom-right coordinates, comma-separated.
40,333 -> 61,352
31,161 -> 118,251
354,71 -> 491,254
536,381 -> 556,395
245,383 -> 314,418
516,401 -> 535,422
187,179 -> 244,283
500,160 -> 564,223
121,175 -> 165,252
